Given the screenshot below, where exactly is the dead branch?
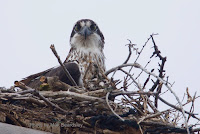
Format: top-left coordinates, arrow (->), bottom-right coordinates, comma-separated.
15,81 -> 69,114
133,63 -> 191,133
40,91 -> 105,103
135,60 -> 151,80
149,35 -> 167,92
138,111 -> 168,124
106,92 -> 125,121
134,34 -> 158,63
105,63 -> 140,76
111,90 -> 157,97
119,69 -> 142,90
123,40 -> 135,64
158,96 -> 199,120
50,44 -> 77,86
12,97 -> 46,107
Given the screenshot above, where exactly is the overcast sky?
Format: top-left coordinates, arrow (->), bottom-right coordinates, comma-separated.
1,0 -> 200,125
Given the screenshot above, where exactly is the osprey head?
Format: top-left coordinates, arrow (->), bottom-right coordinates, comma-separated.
70,19 -> 104,50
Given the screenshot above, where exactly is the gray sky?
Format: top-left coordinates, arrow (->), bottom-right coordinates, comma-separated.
0,0 -> 200,125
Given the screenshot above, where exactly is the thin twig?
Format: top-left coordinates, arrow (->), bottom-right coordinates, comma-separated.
15,81 -> 69,114
139,64 -> 189,133
106,63 -> 199,121
149,35 -> 166,92
122,95 -> 144,115
106,92 -> 125,121
105,63 -> 139,76
135,60 -> 151,80
123,39 -> 133,64
119,69 -> 159,113
50,44 -> 77,86
126,34 -> 158,77
158,96 -> 198,119
119,69 -> 142,90
109,39 -> 135,79
134,34 -> 158,63
138,111 -> 168,124
187,92 -> 196,122
111,90 -> 157,97
41,90 -> 105,103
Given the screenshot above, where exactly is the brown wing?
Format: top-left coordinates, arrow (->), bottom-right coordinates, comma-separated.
20,67 -> 53,89
20,63 -> 81,89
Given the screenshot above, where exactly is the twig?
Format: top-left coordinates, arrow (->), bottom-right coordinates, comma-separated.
111,90 -> 157,97
12,97 -> 46,106
142,74 -> 150,89
135,60 -> 151,80
105,63 -> 139,76
109,40 -> 135,79
50,44 -> 77,86
138,125 -> 144,134
106,63 -> 199,127
119,69 -> 142,90
138,111 -> 167,124
155,82 -> 163,108
33,90 -> 70,114
158,96 -> 198,119
106,92 -> 125,121
119,69 -> 159,113
15,81 -> 69,114
123,39 -> 133,64
135,63 -> 191,134
149,35 -> 166,92
17,89 -> 35,95
134,34 -> 158,63
126,34 -> 158,77
122,95 -> 144,115
40,90 -> 105,103
187,92 -> 196,122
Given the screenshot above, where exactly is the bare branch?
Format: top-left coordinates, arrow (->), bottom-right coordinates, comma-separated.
134,63 -> 191,133
105,63 -> 140,76
119,69 -> 142,90
50,44 -> 77,86
123,39 -> 135,64
40,90 -> 105,103
158,96 -> 199,120
106,92 -> 125,121
134,34 -> 158,63
111,90 -> 157,97
15,81 -> 69,114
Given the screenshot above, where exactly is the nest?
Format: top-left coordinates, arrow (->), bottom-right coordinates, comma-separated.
0,34 -> 199,134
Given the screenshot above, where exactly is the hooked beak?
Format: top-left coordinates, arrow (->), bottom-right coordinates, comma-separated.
79,26 -> 92,39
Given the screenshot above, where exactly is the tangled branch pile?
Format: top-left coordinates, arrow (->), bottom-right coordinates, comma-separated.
0,34 -> 199,134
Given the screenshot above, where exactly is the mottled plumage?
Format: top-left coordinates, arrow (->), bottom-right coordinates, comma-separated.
21,19 -> 105,88
65,19 -> 105,86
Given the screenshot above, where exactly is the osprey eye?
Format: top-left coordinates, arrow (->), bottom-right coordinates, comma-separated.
74,24 -> 81,32
90,24 -> 97,31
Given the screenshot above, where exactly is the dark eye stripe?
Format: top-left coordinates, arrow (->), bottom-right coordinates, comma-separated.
70,19 -> 105,46
90,24 -> 97,31
74,24 -> 81,32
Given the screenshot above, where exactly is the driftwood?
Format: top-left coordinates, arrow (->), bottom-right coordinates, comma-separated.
0,34 -> 200,134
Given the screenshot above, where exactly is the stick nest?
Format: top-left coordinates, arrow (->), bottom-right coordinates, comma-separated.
0,34 -> 199,134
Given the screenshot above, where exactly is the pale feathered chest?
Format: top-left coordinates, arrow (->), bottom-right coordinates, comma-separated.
65,48 -> 105,84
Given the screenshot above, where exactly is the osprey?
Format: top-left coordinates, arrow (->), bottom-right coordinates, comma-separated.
22,19 -> 105,88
